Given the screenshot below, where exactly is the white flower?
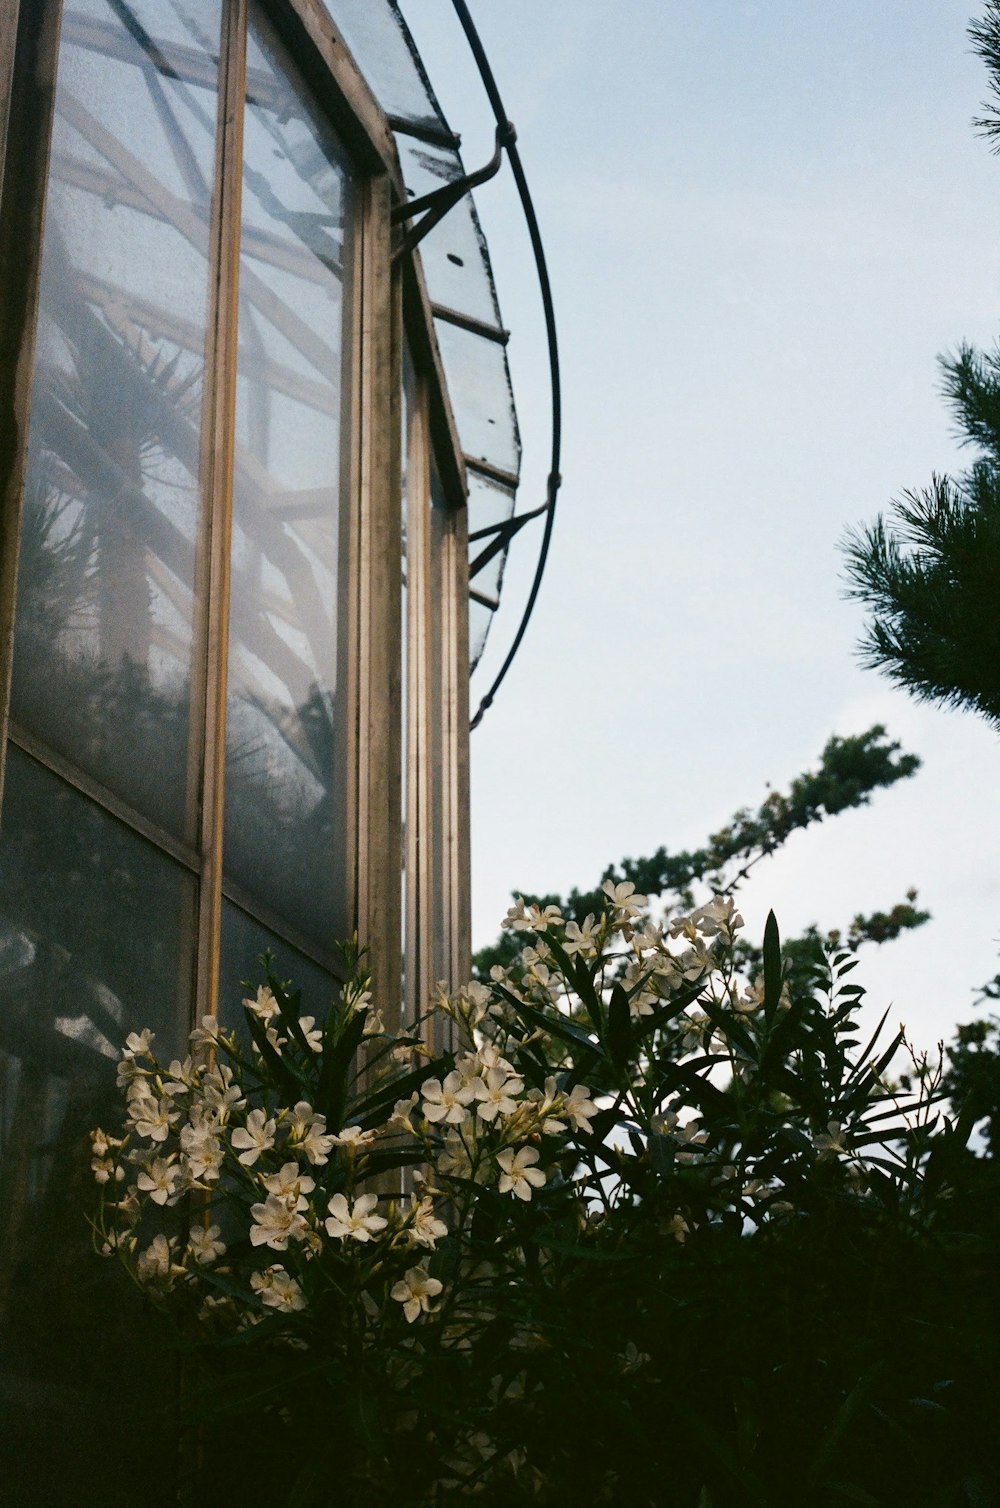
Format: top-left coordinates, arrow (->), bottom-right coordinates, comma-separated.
287,1101 -> 335,1166
436,1131 -> 472,1178
202,1064 -> 246,1116
620,1341 -> 651,1374
325,1192 -> 387,1243
474,1067 -> 523,1123
123,1029 -> 155,1059
179,1109 -> 224,1178
501,897 -> 532,932
115,1055 -> 147,1089
244,985 -> 279,1023
129,1095 -> 178,1143
664,1213 -> 689,1243
421,1072 -> 476,1126
135,1233 -> 176,1286
91,1154 -> 124,1186
496,1146 -> 546,1201
564,914 -> 600,957
189,1015 -> 220,1053
525,1076 -> 566,1135
251,1265 -> 306,1312
674,1123 -> 710,1165
563,1083 -> 598,1135
389,1092 -> 419,1133
693,895 -> 743,942
250,1193 -> 309,1250
362,1008 -> 385,1037
161,1057 -> 195,1096
187,1224 -> 226,1265
407,1196 -> 448,1249
677,1010 -> 710,1054
261,1162 -> 315,1208
330,1124 -> 376,1149
668,911 -> 701,943
298,1015 -> 323,1052
231,1108 -> 277,1166
90,1127 -> 125,1183
458,980 -> 492,1026
601,880 -> 647,922
136,1157 -> 181,1206
262,1025 -> 286,1054
350,989 -> 373,1016
813,1120 -> 848,1160
391,1263 -> 442,1322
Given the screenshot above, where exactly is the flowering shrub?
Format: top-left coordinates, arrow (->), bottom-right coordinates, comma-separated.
92,892 -> 993,1507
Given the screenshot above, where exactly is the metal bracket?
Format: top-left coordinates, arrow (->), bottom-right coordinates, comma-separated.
391,121 -> 516,264
468,501 -> 547,581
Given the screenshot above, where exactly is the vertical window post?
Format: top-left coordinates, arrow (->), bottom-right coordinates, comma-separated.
0,0 -> 64,817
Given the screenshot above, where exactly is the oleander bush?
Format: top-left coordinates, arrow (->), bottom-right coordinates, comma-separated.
92,890 -> 999,1508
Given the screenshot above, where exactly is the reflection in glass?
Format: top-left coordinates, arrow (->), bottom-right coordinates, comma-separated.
223,2 -> 355,951
10,0 -> 223,843
0,745 -> 194,1505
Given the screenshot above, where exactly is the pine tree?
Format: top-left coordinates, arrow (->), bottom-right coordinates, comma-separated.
842,8 -> 1000,730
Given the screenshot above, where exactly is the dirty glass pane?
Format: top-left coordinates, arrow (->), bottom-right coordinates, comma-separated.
0,744 -> 193,1506
11,0 -> 222,845
223,1 -> 355,952
434,318 -> 520,476
397,139 -> 503,330
323,0 -> 443,134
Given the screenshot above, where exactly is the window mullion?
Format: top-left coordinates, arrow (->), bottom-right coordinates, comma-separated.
0,0 -> 65,815
193,0 -> 248,1025
354,174 -> 402,1026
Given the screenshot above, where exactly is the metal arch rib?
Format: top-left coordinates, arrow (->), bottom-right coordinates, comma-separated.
444,0 -> 563,731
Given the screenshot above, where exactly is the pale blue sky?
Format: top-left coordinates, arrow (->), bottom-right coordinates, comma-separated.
401,0 -> 1000,1052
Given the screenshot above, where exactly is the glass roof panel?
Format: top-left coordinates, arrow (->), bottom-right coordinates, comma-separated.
397,140 -> 503,329
323,0 -> 524,674
434,318 -> 520,475
322,0 -> 443,135
468,598 -> 495,673
467,470 -> 515,535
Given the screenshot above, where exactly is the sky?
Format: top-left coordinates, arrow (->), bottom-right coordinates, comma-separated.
399,0 -> 1000,1056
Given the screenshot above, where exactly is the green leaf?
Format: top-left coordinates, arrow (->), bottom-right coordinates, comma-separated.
530,1228 -> 634,1261
316,1007 -> 367,1127
762,910 -> 782,1022
607,983 -> 632,1071
508,997 -> 603,1064
242,1005 -> 305,1101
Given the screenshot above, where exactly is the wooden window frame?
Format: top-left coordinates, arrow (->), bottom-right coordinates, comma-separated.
0,0 -> 472,1035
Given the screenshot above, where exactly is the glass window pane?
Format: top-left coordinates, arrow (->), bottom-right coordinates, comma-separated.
223,2 -> 355,952
218,898 -> 338,1040
0,744 -> 195,1505
10,0 -> 223,844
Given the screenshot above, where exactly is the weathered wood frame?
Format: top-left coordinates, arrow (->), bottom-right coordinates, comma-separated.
0,0 -> 472,1029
